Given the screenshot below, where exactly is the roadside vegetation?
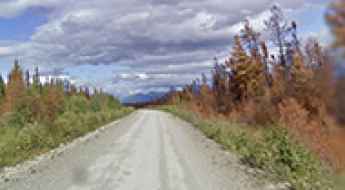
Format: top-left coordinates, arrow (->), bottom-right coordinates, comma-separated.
161,105 -> 332,189
0,62 -> 133,168
154,2 -> 345,190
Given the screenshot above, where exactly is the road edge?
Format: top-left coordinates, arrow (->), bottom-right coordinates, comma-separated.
0,111 -> 135,183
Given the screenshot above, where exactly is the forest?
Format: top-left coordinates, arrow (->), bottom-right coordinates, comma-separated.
0,60 -> 132,168
157,2 -> 345,189
0,1 -> 345,189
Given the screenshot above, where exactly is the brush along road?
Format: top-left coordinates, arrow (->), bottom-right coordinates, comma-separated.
0,110 -> 279,190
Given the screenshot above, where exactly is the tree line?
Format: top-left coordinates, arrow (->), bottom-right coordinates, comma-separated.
155,4 -> 345,171
0,60 -> 112,125
0,59 -> 131,168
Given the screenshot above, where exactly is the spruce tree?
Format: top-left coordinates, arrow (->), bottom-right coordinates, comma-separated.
33,66 -> 40,88
0,75 -> 5,98
3,60 -> 25,113
25,70 -> 30,87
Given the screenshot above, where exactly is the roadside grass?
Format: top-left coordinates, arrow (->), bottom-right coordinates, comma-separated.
160,105 -> 334,190
0,107 -> 133,168
334,175 -> 345,190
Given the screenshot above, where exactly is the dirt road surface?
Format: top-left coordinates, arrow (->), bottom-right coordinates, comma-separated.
0,110 -> 276,190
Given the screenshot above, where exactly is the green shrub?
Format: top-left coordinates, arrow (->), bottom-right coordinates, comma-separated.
161,106 -> 333,190
0,112 -> 26,128
0,98 -> 132,168
242,128 -> 332,190
0,63 -> 132,168
64,96 -> 90,114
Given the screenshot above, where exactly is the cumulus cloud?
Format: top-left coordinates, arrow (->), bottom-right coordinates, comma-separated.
0,0 -> 329,98
0,46 -> 14,56
0,0 -> 63,18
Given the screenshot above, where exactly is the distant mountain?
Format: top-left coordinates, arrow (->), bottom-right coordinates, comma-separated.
122,91 -> 165,104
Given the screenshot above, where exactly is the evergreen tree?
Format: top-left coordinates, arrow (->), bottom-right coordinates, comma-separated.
228,35 -> 251,100
64,80 -> 71,93
43,85 -> 64,122
305,38 -> 324,68
25,70 -> 30,87
240,20 -> 260,58
201,73 -> 208,85
81,86 -> 90,98
33,66 -> 40,87
212,57 -> 227,99
3,59 -> 26,113
290,53 -> 313,95
0,75 -> 5,98
228,35 -> 267,100
260,41 -> 272,86
290,21 -> 301,53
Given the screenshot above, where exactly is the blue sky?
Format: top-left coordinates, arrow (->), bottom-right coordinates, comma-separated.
0,0 -> 333,100
0,8 -> 48,41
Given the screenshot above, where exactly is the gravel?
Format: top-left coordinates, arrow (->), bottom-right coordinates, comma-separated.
0,110 -> 287,190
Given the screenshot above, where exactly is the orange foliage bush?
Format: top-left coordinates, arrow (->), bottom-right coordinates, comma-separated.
278,98 -> 345,171
278,98 -> 309,130
154,4 -> 345,172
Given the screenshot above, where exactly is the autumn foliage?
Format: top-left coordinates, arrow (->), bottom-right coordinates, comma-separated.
0,61 -> 110,124
0,62 -> 132,168
157,5 -> 345,172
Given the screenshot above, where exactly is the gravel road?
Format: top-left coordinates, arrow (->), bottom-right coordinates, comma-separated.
0,110 -> 278,190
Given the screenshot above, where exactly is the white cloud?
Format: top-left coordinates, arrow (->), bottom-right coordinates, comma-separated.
0,0 -> 63,18
0,0 -> 329,98
0,46 -> 14,56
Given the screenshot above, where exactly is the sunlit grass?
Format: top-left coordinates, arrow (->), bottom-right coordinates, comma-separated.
161,105 -> 334,190
0,107 -> 133,168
